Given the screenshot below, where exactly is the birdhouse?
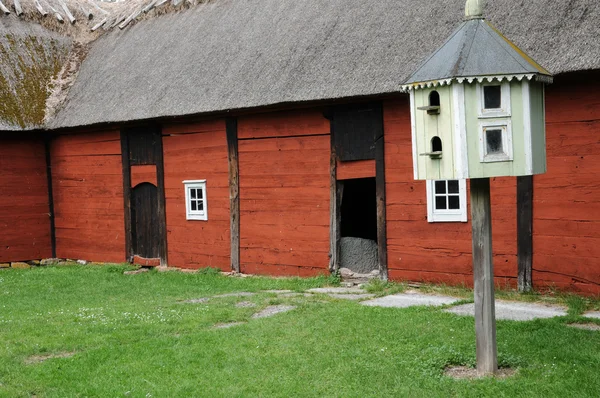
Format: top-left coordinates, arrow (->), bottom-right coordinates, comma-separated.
403,0 -> 553,181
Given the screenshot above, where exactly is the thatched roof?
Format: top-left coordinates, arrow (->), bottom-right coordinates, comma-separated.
49,0 -> 600,129
1,0 -> 599,130
0,16 -> 71,130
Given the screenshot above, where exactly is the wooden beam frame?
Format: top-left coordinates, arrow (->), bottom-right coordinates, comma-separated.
44,137 -> 56,258
226,118 -> 240,273
155,129 -> 168,266
517,175 -> 533,292
329,143 -> 342,274
375,134 -> 388,280
120,131 -> 133,263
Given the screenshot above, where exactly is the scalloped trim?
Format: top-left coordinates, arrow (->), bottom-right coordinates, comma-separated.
402,74 -> 553,91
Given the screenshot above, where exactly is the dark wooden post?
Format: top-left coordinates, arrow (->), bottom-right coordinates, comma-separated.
517,175 -> 533,292
226,118 -> 240,273
470,178 -> 498,375
375,135 -> 388,281
329,144 -> 342,274
120,131 -> 133,263
44,137 -> 56,258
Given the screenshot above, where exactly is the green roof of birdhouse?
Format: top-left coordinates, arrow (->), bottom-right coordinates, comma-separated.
404,18 -> 553,88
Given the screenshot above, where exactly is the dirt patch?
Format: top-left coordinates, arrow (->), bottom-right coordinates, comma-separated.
444,366 -> 517,380
251,305 -> 296,319
213,322 -> 246,329
25,352 -> 76,365
568,323 -> 600,331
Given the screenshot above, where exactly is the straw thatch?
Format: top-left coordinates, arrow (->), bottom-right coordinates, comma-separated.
49,0 -> 600,129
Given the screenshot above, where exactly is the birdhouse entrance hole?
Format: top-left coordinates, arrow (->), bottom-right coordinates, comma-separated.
339,177 -> 379,274
431,136 -> 443,153
429,91 -> 440,107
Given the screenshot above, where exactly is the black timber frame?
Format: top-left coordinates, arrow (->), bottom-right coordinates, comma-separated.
44,137 -> 56,258
517,175 -> 534,292
226,118 -> 240,273
120,125 -> 168,265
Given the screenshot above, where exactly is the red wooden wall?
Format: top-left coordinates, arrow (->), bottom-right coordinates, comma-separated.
238,110 -> 331,276
162,121 -> 231,270
51,131 -> 125,263
383,99 -> 517,287
0,139 -> 52,262
533,76 -> 600,295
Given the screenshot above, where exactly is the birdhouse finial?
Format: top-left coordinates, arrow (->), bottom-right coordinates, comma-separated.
465,0 -> 485,19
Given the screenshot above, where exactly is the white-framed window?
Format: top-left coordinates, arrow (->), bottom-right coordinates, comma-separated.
479,119 -> 513,163
183,180 -> 208,221
477,82 -> 511,118
426,179 -> 467,223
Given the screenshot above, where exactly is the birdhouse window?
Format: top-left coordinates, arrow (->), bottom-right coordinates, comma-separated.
183,180 -> 208,221
478,82 -> 511,118
479,120 -> 513,162
426,179 -> 467,222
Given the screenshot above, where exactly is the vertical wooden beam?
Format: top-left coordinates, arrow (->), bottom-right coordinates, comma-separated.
155,127 -> 168,266
226,118 -> 240,273
375,135 -> 388,281
517,175 -> 533,293
120,131 -> 133,263
44,137 -> 56,258
329,119 -> 341,274
470,178 -> 497,375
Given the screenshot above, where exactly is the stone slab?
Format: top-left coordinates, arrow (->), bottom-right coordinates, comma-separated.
235,301 -> 257,308
308,287 -> 364,294
262,290 -> 293,294
328,293 -> 376,301
361,293 -> 460,308
584,311 -> 600,319
0,263 -> 10,268
213,322 -> 246,329
568,323 -> 600,331
251,305 -> 296,319
445,301 -> 567,321
10,262 -> 30,269
213,292 -> 256,298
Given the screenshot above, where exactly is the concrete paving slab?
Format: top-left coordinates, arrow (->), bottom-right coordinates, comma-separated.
446,301 -> 567,321
328,293 -> 376,301
251,305 -> 296,319
308,287 -> 364,294
361,293 -> 460,308
584,311 -> 600,319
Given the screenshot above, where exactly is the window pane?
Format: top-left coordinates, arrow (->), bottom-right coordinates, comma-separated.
448,180 -> 459,194
197,189 -> 203,199
435,196 -> 447,210
190,189 -> 196,199
448,195 -> 460,210
191,201 -> 197,211
484,85 -> 501,109
197,201 -> 204,211
486,129 -> 503,154
434,180 -> 446,194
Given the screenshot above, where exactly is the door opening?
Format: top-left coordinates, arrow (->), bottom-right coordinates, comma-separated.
339,177 -> 379,275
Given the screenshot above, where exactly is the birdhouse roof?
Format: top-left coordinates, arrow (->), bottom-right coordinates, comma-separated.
404,18 -> 552,87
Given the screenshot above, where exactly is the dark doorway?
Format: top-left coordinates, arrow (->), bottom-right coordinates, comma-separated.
121,125 -> 167,265
131,183 -> 160,259
340,177 -> 377,241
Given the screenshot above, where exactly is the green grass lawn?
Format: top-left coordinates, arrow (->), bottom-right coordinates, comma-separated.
1,265 -> 599,397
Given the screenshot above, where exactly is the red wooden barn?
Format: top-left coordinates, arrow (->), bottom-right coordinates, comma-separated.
1,0 -> 599,294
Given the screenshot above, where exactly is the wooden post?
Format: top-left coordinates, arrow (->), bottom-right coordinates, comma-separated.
375,135 -> 388,281
470,178 -> 497,375
155,128 -> 168,266
517,175 -> 533,292
44,137 -> 56,258
329,146 -> 342,274
226,118 -> 240,273
120,131 -> 133,263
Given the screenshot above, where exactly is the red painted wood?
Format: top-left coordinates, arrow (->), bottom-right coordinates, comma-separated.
0,139 -> 52,262
238,109 -> 329,140
130,165 -> 157,187
51,130 -> 125,263
336,159 -> 376,180
132,255 -> 161,266
162,124 -> 231,271
239,111 -> 330,275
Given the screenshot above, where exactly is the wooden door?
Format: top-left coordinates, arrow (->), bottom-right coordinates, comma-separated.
121,126 -> 167,266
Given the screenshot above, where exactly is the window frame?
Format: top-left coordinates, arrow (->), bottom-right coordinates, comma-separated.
478,119 -> 513,163
477,81 -> 511,118
426,179 -> 468,223
183,180 -> 208,221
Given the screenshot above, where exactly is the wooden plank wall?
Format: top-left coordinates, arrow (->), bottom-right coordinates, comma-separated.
238,110 -> 331,276
0,139 -> 52,262
51,131 -> 125,262
383,98 -> 517,287
534,76 -> 600,295
162,121 -> 231,270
